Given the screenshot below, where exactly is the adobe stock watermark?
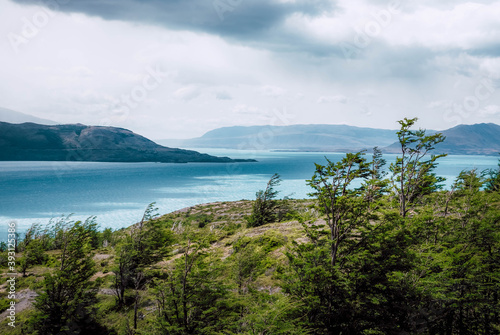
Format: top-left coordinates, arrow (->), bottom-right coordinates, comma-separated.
7,0 -> 70,54
340,0 -> 401,62
213,0 -> 243,21
443,78 -> 496,125
5,221 -> 18,328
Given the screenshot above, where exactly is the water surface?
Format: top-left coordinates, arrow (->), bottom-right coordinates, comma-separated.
0,150 -> 497,238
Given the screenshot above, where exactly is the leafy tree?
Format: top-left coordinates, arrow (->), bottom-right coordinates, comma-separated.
151,238 -> 231,334
113,203 -> 173,307
18,239 -> 47,277
422,169 -> 500,334
113,235 -> 137,307
283,208 -> 427,334
307,151 -> 371,266
247,173 -> 283,227
132,202 -> 171,265
28,219 -> 101,334
390,117 -> 446,217
100,227 -> 114,247
364,146 -> 389,202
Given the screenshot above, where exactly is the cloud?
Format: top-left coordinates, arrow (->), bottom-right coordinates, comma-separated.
172,86 -> 202,101
359,104 -> 372,116
480,104 -> 500,116
427,100 -> 452,109
232,104 -> 263,115
317,95 -> 348,104
66,66 -> 94,78
12,0 -> 337,55
215,91 -> 232,100
3,0 -> 500,139
258,85 -> 287,98
357,90 -> 376,97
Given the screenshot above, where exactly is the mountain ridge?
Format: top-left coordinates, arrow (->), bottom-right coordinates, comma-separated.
158,123 -> 500,156
0,122 -> 255,163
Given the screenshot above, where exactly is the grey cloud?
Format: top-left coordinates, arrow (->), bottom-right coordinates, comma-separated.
469,45 -> 500,58
13,0 -> 336,55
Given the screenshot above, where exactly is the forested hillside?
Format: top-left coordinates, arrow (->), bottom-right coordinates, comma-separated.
1,118 -> 499,334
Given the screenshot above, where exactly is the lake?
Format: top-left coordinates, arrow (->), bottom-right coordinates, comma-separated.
1,149 -> 498,239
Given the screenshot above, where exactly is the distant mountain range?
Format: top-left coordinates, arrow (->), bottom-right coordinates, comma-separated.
158,124 -> 397,151
158,123 -> 500,156
0,122 -> 254,163
0,107 -> 57,125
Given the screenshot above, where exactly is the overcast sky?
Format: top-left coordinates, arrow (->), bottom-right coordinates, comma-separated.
1,0 -> 499,139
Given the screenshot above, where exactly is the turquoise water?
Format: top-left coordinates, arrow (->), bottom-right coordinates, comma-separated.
0,149 -> 498,238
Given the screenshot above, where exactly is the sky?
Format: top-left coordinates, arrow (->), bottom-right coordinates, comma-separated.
1,0 -> 499,139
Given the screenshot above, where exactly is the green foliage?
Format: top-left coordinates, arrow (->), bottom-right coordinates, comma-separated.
390,117 -> 447,217
247,173 -> 284,227
100,227 -> 114,247
112,203 -> 174,308
150,238 -> 232,334
418,172 -> 500,334
113,235 -> 138,307
364,146 -> 389,202
236,292 -> 308,335
192,213 -> 213,228
18,239 -> 48,277
307,151 -> 371,266
0,298 -> 12,313
27,219 -> 104,334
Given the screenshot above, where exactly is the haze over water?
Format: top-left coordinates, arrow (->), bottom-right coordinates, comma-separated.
1,149 -> 498,238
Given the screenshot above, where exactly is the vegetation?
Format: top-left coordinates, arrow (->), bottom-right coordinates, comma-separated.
247,173 -> 285,227
1,118 -> 499,334
27,219 -> 103,334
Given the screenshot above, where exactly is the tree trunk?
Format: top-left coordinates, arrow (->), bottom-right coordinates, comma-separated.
134,290 -> 138,330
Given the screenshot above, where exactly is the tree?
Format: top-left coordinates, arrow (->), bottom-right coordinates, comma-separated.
247,173 -> 282,227
100,227 -> 114,247
151,238 -> 231,334
422,169 -> 500,334
307,152 -> 371,266
18,239 -> 47,277
282,198 -> 430,334
112,203 -> 172,307
113,235 -> 137,307
364,146 -> 389,202
390,117 -> 446,217
29,219 -> 100,334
